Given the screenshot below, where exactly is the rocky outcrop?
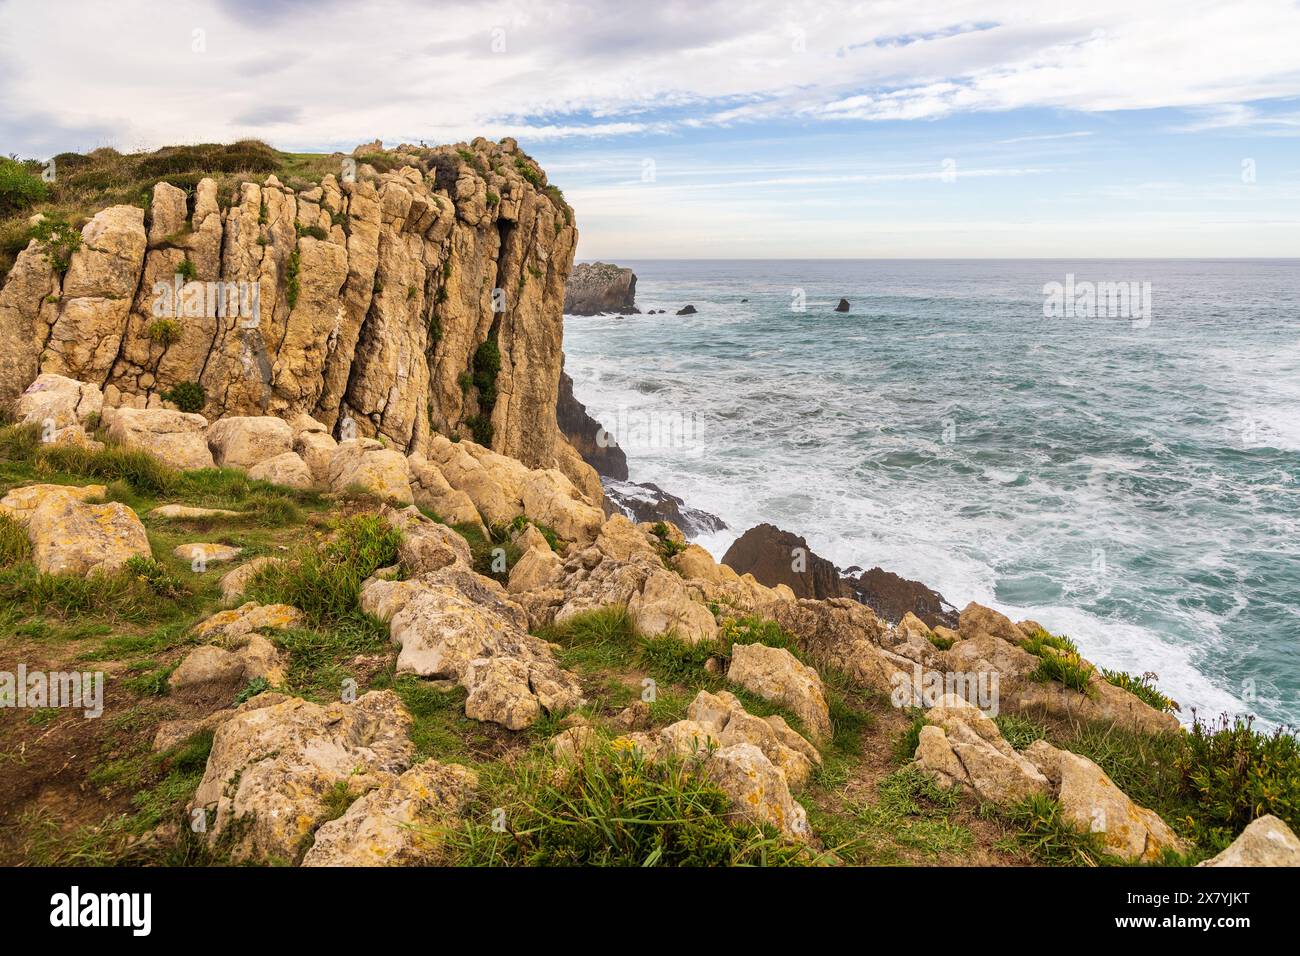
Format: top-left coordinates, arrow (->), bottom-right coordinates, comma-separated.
912,694 -> 1050,805
563,261 -> 636,315
0,139 -> 591,488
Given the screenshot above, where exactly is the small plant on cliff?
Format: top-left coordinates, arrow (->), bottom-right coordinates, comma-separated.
472,334 -> 501,409
514,154 -> 543,188
30,215 -> 82,274
176,256 -> 198,282
485,191 -> 499,207
147,318 -> 180,346
296,223 -> 328,241
466,414 -> 493,447
1019,627 -> 1078,657
161,380 -> 205,413
650,521 -> 686,561
1029,649 -> 1095,694
1101,668 -> 1179,714
285,250 -> 301,308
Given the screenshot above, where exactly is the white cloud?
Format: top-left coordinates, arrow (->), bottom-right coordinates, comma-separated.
1,0 -> 1298,154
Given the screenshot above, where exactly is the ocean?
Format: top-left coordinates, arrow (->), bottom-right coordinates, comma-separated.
561,259 -> 1300,729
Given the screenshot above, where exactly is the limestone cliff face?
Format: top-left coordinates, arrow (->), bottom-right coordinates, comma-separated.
0,137 -> 594,489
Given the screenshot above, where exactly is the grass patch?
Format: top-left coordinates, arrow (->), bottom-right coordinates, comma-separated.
449,738 -> 819,866
245,513 -> 400,626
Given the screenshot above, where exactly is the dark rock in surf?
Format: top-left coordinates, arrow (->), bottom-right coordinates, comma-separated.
834,298 -> 850,313
556,364 -> 628,480
603,479 -> 726,537
676,305 -> 697,315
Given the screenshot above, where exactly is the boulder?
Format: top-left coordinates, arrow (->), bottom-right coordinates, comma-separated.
1025,740 -> 1186,862
189,691 -> 414,863
687,689 -> 820,788
25,495 -> 151,576
193,602 -> 304,641
206,416 -> 294,470
463,655 -> 581,731
382,504 -> 473,574
151,503 -> 241,520
705,743 -> 809,841
727,643 -> 832,744
294,428 -> 338,486
627,568 -> 718,644
0,483 -> 106,522
173,542 -> 241,565
302,760 -> 478,866
168,633 -> 285,689
106,407 -> 214,470
1198,815 -> 1300,867
914,694 -> 1050,805
248,451 -> 314,489
520,468 -> 603,545
407,454 -> 484,531
328,438 -> 413,504
219,556 -> 283,601
14,373 -> 103,431
507,543 -> 563,593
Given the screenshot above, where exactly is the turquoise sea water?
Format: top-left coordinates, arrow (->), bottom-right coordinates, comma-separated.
562,259 -> 1300,728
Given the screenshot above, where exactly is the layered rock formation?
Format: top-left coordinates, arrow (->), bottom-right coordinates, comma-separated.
563,261 -> 637,315
0,138 -> 593,491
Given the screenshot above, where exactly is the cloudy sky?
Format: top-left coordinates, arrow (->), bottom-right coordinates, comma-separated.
2,0 -> 1298,257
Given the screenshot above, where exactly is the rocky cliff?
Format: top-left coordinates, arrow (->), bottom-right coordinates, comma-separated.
0,138 -> 599,497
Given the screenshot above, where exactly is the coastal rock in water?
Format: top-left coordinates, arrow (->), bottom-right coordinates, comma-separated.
834,298 -> 850,313
676,304 -> 697,315
723,523 -> 847,600
556,365 -> 628,480
189,691 -> 415,863
726,643 -> 832,744
724,523 -> 956,628
1197,815 -> 1300,867
603,478 -> 726,537
302,760 -> 478,867
563,261 -> 637,315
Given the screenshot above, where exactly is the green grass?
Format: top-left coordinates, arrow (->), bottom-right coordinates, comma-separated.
1001,793 -> 1116,866
1029,649 -> 1095,694
271,615 -> 391,700
448,737 -> 821,866
807,766 -> 972,864
995,713 -> 1050,750
0,512 -> 31,566
245,513 -> 400,626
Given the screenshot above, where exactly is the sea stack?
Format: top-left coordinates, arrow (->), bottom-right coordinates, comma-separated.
564,262 -> 638,315
834,298 -> 850,312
